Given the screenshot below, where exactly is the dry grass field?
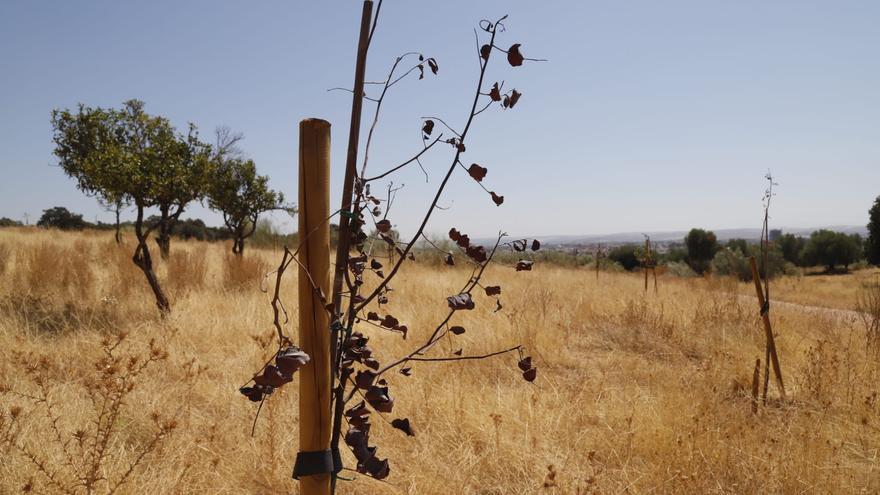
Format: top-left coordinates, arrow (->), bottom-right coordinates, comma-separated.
741,268 -> 880,312
2,228 -> 880,494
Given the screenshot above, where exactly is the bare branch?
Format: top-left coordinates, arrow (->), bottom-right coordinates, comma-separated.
419,116 -> 461,138
355,21 -> 506,312
407,345 -> 521,363
364,135 -> 443,182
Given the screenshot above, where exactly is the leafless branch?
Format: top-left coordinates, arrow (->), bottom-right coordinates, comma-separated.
355,19 -> 507,312
407,345 -> 521,363
364,135 -> 443,182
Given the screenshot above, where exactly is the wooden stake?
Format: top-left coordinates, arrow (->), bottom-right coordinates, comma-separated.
751,358 -> 760,414
298,118 -> 332,495
749,256 -> 786,400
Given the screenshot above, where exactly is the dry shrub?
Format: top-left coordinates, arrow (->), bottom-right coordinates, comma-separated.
0,332 -> 178,494
799,339 -> 841,408
165,249 -> 208,298
222,254 -> 269,291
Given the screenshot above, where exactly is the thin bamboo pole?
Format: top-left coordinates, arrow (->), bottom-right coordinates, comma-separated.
644,239 -> 649,292
330,0 -> 373,331
298,118 -> 332,495
749,256 -> 786,400
329,3 -> 374,492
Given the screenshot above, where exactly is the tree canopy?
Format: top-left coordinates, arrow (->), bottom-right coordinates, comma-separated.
608,244 -> 640,271
205,128 -> 288,255
51,100 -> 211,258
776,233 -> 806,266
867,195 -> 880,266
36,207 -> 87,230
684,228 -> 718,274
801,229 -> 863,272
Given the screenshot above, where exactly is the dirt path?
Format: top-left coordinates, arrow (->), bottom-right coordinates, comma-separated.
738,294 -> 862,323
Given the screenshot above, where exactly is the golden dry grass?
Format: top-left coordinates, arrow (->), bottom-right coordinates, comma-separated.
746,268 -> 880,311
2,228 -> 880,494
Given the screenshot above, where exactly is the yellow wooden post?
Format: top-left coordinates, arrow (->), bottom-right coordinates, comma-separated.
749,256 -> 786,400
297,118 -> 332,495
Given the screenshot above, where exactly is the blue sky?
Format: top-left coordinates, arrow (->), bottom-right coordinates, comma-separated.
1,1 -> 878,237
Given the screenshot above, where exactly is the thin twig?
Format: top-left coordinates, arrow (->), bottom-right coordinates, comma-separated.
407,345 -> 521,362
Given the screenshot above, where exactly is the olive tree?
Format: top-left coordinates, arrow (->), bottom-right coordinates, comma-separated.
51,99 -> 211,313
801,229 -> 863,272
145,118 -> 211,259
205,127 -> 289,256
207,157 -> 287,255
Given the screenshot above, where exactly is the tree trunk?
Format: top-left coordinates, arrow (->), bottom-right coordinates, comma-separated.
154,205 -> 173,259
231,236 -> 244,256
134,206 -> 170,314
156,225 -> 171,259
114,205 -> 122,245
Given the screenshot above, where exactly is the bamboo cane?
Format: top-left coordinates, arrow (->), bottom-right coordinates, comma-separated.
329,3 -> 374,492
749,256 -> 786,400
298,118 -> 332,495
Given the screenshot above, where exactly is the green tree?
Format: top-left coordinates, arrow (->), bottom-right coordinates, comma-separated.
0,217 -> 22,227
801,229 -> 863,272
725,238 -> 749,255
660,246 -> 687,264
776,233 -> 805,266
206,128 -> 288,256
36,206 -> 87,230
146,119 -> 211,259
713,243 -> 789,281
608,244 -> 640,271
867,195 -> 880,265
51,99 -> 210,313
684,228 -> 718,274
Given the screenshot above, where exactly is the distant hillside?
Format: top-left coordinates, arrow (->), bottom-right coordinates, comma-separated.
533,225 -> 869,247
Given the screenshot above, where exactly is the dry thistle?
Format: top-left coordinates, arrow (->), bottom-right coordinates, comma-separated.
0,334 -> 181,494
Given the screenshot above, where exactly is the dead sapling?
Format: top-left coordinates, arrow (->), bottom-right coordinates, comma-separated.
236,4 -> 545,490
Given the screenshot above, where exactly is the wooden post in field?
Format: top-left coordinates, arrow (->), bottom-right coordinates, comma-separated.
296,118 -> 332,495
751,358 -> 760,414
749,256 -> 786,400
